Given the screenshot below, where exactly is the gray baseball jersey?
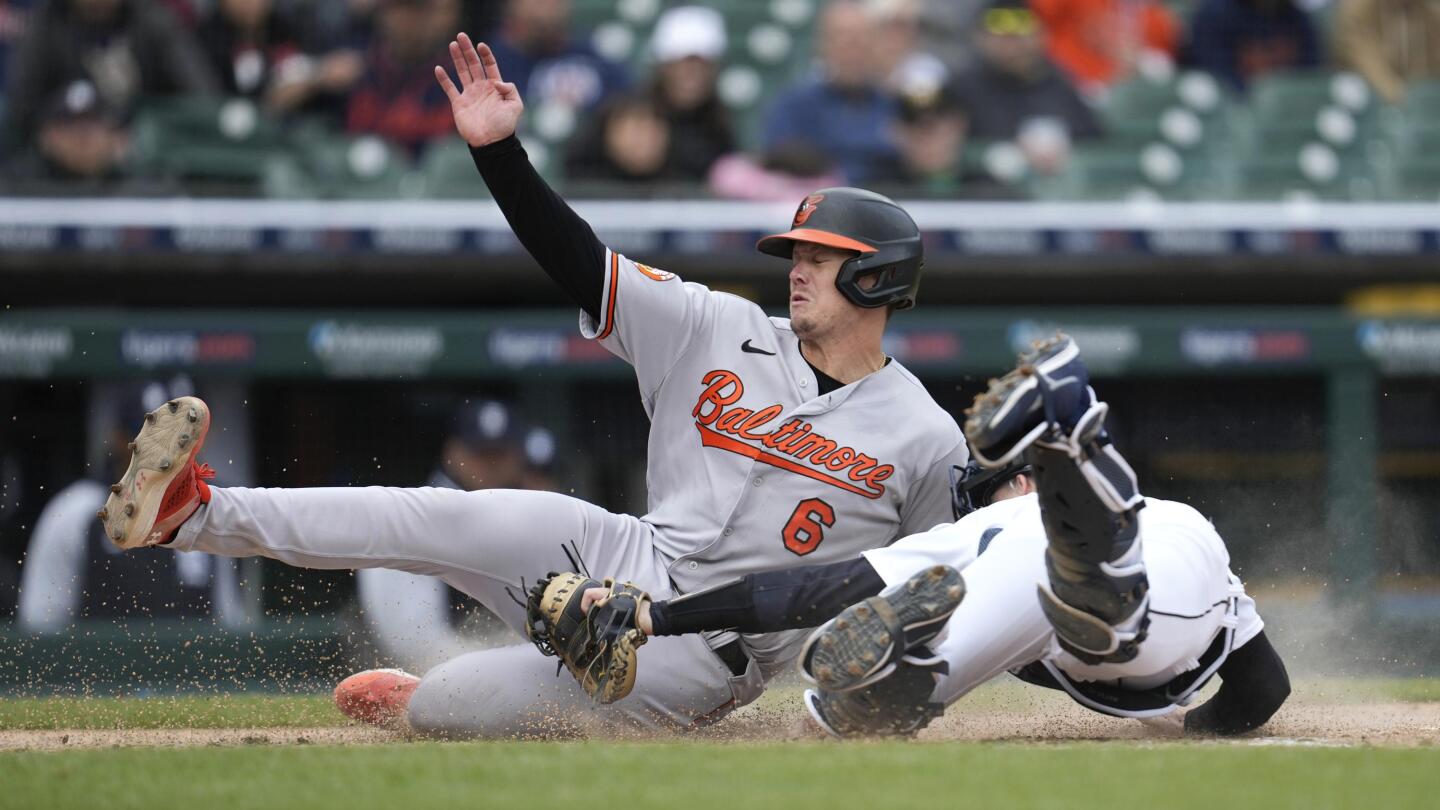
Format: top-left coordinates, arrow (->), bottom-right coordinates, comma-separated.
580,250 -> 968,667
166,248 -> 966,735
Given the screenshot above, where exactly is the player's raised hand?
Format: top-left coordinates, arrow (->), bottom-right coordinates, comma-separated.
435,33 -> 522,148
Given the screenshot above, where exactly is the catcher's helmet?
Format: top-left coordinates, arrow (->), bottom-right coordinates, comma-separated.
949,458 -> 1032,520
757,187 -> 924,309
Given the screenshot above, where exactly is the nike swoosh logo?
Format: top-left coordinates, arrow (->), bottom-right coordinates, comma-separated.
741,340 -> 776,356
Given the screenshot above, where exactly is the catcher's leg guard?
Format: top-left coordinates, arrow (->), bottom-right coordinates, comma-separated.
803,654 -> 947,739
1030,425 -> 1150,664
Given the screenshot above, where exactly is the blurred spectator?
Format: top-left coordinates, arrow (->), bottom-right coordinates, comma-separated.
0,1 -> 33,104
869,0 -> 951,95
762,0 -> 900,185
288,0 -> 374,124
197,0 -> 307,112
2,79 -> 160,193
356,399 -> 557,672
917,0 -> 989,73
346,0 -> 459,156
485,0 -> 629,114
299,0 -> 378,52
1031,0 -> 1181,95
879,81 -> 1010,197
646,5 -> 734,181
565,93 -> 673,185
16,379 -> 247,634
708,143 -> 845,201
459,0 -> 500,41
1334,0 -> 1440,105
1186,0 -> 1320,93
6,0 -> 219,144
951,0 -> 1101,174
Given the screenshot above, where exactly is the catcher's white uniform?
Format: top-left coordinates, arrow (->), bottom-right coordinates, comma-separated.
863,494 -> 1263,714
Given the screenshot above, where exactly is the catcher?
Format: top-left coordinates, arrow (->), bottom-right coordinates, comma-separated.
528,334 -> 1291,736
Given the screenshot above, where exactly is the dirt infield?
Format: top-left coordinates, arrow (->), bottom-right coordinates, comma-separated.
2,693 -> 1436,751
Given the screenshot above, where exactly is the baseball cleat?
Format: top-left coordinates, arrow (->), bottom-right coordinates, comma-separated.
334,668 -> 420,727
963,333 -> 1094,468
799,564 -> 964,692
100,396 -> 214,549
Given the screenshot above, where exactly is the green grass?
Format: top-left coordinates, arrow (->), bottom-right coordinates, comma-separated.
0,694 -> 340,730
1306,677 -> 1440,703
0,676 -> 1435,731
2,742 -> 1436,810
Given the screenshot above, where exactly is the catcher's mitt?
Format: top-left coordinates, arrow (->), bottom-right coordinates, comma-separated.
525,572 -> 650,704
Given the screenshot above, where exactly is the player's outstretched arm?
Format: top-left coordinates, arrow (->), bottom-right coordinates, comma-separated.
1182,630 -> 1291,735
435,33 -> 607,321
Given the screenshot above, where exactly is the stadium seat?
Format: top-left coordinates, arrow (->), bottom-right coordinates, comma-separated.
419,138 -> 492,199
259,154 -> 317,199
1226,149 -> 1378,201
130,96 -> 288,193
1103,109 -> 1215,156
1249,71 -> 1374,124
1402,80 -> 1440,119
1378,157 -> 1440,201
261,135 -> 415,199
1035,145 -> 1215,201
1106,78 -> 1184,121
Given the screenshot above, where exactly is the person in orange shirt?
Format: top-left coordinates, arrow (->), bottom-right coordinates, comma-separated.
1030,0 -> 1179,95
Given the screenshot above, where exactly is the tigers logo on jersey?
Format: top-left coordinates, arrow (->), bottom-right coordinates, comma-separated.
634,262 -> 674,282
793,194 -> 825,226
691,369 -> 894,499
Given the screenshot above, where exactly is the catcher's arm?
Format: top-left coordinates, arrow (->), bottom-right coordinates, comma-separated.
529,558 -> 885,702
581,556 -> 886,638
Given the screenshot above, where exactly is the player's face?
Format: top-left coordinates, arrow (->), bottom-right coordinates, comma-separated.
788,241 -> 862,340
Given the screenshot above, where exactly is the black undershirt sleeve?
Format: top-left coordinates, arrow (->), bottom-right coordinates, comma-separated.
648,557 -> 886,637
1184,629 -> 1291,736
469,135 -> 607,321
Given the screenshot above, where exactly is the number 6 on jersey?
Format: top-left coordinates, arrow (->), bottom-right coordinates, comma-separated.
782,498 -> 835,555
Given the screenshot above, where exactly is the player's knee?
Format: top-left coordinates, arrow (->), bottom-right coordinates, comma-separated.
404,675 -> 475,738
407,659 -> 593,740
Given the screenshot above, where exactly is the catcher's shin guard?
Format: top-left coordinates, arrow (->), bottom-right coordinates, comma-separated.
1030,428 -> 1150,665
802,655 -> 947,739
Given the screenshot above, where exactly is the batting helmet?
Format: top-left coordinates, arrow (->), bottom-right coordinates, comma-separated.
756,187 -> 924,309
949,458 -> 1032,520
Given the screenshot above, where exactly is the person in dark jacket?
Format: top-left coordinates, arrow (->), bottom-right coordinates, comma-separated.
564,92 -> 673,186
5,0 -> 218,143
484,0 -> 628,113
1186,0 -> 1320,93
949,0 -> 1101,174
645,5 -> 734,181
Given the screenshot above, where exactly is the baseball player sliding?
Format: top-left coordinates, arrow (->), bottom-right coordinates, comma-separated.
96,34 -> 966,737
538,335 -> 1291,737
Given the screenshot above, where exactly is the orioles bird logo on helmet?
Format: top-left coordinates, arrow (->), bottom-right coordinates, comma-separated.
793,194 -> 825,226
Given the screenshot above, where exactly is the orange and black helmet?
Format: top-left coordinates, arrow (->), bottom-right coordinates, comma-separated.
756,187 -> 924,309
